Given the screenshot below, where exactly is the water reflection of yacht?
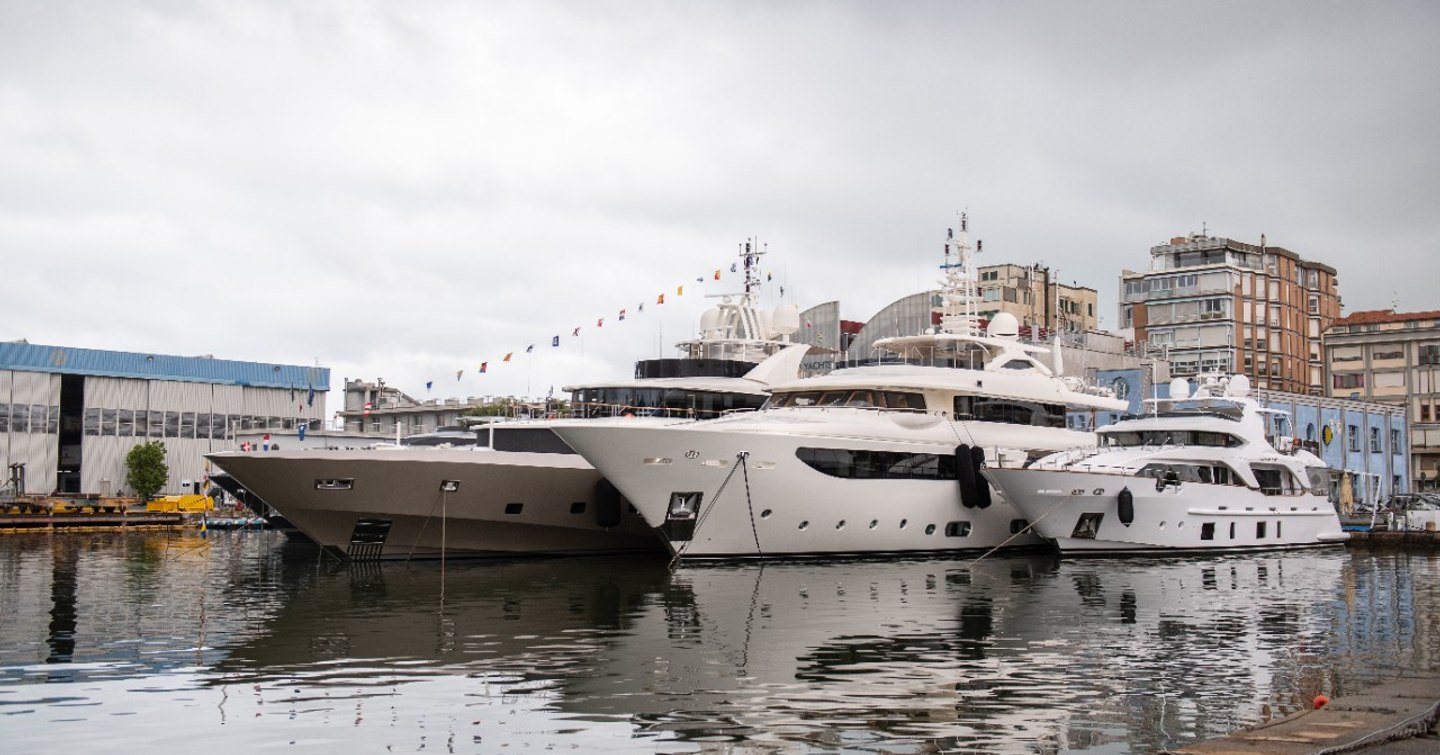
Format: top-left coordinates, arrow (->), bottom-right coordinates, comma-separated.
555,218 -> 1128,558
210,548 -> 1351,753
209,245 -> 813,560
984,374 -> 1349,555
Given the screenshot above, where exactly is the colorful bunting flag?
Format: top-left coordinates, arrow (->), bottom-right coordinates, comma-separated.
572,326 -> 581,337
480,362 -> 488,373
456,369 -> 463,380
619,308 -> 627,321
552,335 -> 559,347
656,293 -> 665,305
526,344 -> 534,353
504,352 -> 513,362
597,317 -> 604,327
713,269 -> 721,280
730,262 -> 737,273
676,285 -> 684,296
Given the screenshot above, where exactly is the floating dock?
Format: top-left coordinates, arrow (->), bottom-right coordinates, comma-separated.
1345,530 -> 1440,547
0,511 -> 184,530
1178,674 -> 1440,753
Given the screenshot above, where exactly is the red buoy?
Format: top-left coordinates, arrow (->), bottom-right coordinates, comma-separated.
1314,694 -> 1330,709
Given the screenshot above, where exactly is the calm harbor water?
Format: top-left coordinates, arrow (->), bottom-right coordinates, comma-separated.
1,531 -> 1436,753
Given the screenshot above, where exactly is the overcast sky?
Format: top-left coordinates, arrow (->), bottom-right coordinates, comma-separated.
4,1 -> 1437,410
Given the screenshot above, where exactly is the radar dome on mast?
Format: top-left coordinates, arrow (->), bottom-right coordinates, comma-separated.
771,303 -> 800,336
986,312 -> 1020,341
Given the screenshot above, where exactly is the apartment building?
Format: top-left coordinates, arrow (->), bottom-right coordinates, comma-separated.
976,263 -> 1098,334
1324,309 -> 1440,492
1120,233 -> 1340,393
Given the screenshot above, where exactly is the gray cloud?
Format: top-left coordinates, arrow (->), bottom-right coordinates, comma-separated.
3,0 -> 1436,405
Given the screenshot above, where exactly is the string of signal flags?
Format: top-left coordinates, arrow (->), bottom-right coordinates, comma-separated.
424,261 -> 783,392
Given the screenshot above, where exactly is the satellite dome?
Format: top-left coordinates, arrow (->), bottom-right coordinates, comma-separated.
987,312 -> 1020,340
1226,373 -> 1252,398
1169,377 -> 1191,400
771,303 -> 800,336
699,307 -> 722,337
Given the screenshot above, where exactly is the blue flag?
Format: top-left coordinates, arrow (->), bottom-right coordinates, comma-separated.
526,344 -> 534,353
552,335 -> 559,347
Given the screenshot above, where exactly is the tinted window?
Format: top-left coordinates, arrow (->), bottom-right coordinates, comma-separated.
797,447 -> 957,480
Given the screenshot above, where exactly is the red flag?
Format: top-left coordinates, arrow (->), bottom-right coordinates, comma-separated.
657,293 -> 665,305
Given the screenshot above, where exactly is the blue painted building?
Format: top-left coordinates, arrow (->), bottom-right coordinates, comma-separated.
1,341 -> 328,497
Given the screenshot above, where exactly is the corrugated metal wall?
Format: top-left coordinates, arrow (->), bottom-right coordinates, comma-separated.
81,376 -> 148,496
2,370 -> 60,494
0,370 -> 326,497
1,371 -> 11,491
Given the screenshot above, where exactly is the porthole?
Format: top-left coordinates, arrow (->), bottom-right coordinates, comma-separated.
925,524 -> 937,535
760,509 -> 772,519
899,518 -> 908,529
836,520 -> 846,530
1176,520 -> 1184,528
799,520 -> 809,531
868,520 -> 878,529
1158,521 -> 1166,529
505,503 -> 524,515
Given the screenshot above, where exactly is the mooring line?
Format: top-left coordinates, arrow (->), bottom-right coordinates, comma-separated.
669,451 -> 749,570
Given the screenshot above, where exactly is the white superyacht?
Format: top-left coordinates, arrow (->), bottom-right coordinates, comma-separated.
553,218 -> 1129,559
982,374 -> 1349,555
209,246 -> 812,560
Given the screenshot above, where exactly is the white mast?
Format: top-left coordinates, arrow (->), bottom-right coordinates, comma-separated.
936,212 -> 983,337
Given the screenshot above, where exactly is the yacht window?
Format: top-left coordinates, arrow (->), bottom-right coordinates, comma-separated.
1103,430 -> 1239,447
796,447 -> 957,480
1304,467 -> 1331,496
817,391 -> 849,407
1252,466 -> 1296,496
1002,359 -> 1033,370
965,397 -> 1067,428
843,390 -> 876,407
885,392 -> 927,411
787,392 -> 822,407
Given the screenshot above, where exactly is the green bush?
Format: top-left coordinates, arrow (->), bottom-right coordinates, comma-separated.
125,441 -> 169,499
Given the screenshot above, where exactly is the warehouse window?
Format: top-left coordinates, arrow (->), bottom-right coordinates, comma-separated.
83,407 -> 100,436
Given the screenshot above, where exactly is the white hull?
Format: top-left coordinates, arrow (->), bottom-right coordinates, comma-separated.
209,448 -> 663,559
554,415 -> 1050,558
984,467 -> 1349,555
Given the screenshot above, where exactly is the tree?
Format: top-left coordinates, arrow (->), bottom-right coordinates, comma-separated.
125,441 -> 169,500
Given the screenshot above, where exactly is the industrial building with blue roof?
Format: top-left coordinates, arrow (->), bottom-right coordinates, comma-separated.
2,341 -> 329,498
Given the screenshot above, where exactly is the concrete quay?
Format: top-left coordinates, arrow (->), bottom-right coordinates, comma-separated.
1177,674 -> 1440,754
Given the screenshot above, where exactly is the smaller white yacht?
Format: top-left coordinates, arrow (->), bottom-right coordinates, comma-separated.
982,374 -> 1349,555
